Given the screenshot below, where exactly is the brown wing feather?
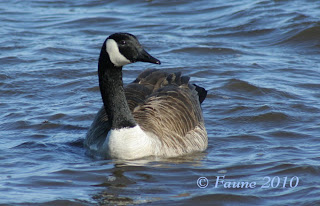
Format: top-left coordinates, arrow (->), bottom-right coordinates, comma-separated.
133,84 -> 207,156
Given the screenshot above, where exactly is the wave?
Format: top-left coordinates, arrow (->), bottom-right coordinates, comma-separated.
181,193 -> 262,205
222,79 -> 296,99
272,23 -> 320,48
170,47 -> 242,55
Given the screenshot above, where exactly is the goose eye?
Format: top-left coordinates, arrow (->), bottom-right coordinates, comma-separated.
119,40 -> 126,45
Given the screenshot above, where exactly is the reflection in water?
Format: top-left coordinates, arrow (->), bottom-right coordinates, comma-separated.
92,152 -> 208,204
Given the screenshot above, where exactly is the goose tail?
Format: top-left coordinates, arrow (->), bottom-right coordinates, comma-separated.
193,84 -> 207,104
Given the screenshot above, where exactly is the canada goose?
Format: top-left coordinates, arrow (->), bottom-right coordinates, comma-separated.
85,33 -> 208,159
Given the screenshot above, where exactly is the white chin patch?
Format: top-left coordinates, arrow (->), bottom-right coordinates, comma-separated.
106,39 -> 131,67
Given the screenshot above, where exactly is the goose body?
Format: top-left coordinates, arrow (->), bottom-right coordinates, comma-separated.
85,33 -> 208,159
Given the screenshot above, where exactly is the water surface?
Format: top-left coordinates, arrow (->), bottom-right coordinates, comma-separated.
1,0 -> 320,205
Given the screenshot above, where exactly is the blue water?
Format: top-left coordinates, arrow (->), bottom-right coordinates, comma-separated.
1,0 -> 320,205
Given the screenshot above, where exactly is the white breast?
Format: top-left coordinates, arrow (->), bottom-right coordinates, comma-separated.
104,125 -> 161,159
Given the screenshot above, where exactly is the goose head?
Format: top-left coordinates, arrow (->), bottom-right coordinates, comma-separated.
104,33 -> 161,67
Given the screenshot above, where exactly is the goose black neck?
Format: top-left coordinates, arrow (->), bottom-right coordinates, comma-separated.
98,44 -> 136,129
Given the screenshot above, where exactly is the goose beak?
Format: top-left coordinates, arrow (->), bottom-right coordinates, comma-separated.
137,49 -> 161,65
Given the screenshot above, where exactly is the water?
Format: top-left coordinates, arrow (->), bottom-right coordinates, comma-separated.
1,0 -> 320,205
